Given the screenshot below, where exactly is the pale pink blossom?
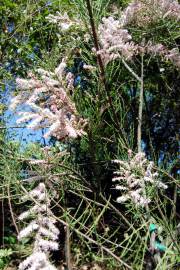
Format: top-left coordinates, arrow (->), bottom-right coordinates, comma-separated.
98,16 -> 138,65
18,183 -> 59,270
97,1 -> 180,68
16,112 -> 37,124
18,221 -> 39,239
37,239 -> 59,252
9,95 -> 23,111
147,42 -> 180,69
29,159 -> 47,165
27,116 -> 43,129
120,0 -> 180,28
112,152 -> 167,207
66,72 -> 75,91
18,252 -> 57,270
55,58 -> 67,81
166,48 -> 180,68
9,62 -> 87,140
83,64 -> 96,71
16,78 -> 42,90
46,12 -> 80,31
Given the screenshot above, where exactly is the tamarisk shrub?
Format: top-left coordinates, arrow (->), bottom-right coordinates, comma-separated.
18,183 -> 59,270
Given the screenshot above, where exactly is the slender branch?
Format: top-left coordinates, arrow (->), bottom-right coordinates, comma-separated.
157,167 -> 180,187
100,194 -> 132,228
69,190 -> 105,208
155,196 -> 180,254
85,0 -> 106,85
0,199 -> 5,247
85,0 -> 128,147
122,59 -> 142,83
72,226 -> 133,270
7,184 -> 19,235
19,158 -> 92,190
171,184 -> 177,219
86,0 -> 142,150
65,223 -> 72,270
138,53 -> 144,153
137,54 -> 150,215
0,126 -> 27,129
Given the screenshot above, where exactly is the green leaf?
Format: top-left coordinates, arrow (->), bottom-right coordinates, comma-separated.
0,248 -> 13,258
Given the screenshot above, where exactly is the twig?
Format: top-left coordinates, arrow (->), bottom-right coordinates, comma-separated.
171,184 -> 177,219
100,194 -> 132,228
85,0 -> 106,86
71,226 -> 133,270
155,196 -> 180,253
122,59 -> 142,83
69,190 -> 105,208
156,168 -> 180,187
0,199 -> 5,247
65,223 -> 72,270
85,0 -> 128,147
0,125 -> 27,129
7,184 -> 19,235
137,53 -> 144,153
136,54 -> 150,216
18,158 -> 92,190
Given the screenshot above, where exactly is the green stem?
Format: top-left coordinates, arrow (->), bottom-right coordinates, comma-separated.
138,53 -> 144,153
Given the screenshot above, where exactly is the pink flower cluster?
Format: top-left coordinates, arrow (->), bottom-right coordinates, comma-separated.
120,0 -> 180,27
98,17 -> 138,65
18,183 -> 59,270
112,152 -> 167,207
9,60 -> 87,140
46,12 -> 80,31
147,43 -> 180,69
97,1 -> 180,69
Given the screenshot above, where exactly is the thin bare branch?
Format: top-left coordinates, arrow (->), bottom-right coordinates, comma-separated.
7,184 -> 19,235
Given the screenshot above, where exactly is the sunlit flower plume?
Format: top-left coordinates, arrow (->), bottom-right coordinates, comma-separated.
9,59 -> 87,140
112,152 -> 167,207
97,16 -> 138,65
120,0 -> 180,27
97,1 -> 180,68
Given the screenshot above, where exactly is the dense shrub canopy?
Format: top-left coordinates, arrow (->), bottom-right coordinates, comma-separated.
0,1 -> 179,269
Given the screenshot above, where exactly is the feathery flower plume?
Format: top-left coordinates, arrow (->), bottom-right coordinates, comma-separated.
112,152 -> 167,207
18,183 -> 59,270
65,72 -> 75,91
55,58 -> 67,81
147,42 -> 180,69
120,0 -> 180,27
46,12 -> 80,31
9,60 -> 87,140
166,48 -> 180,68
97,3 -> 180,68
97,16 -> 138,65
